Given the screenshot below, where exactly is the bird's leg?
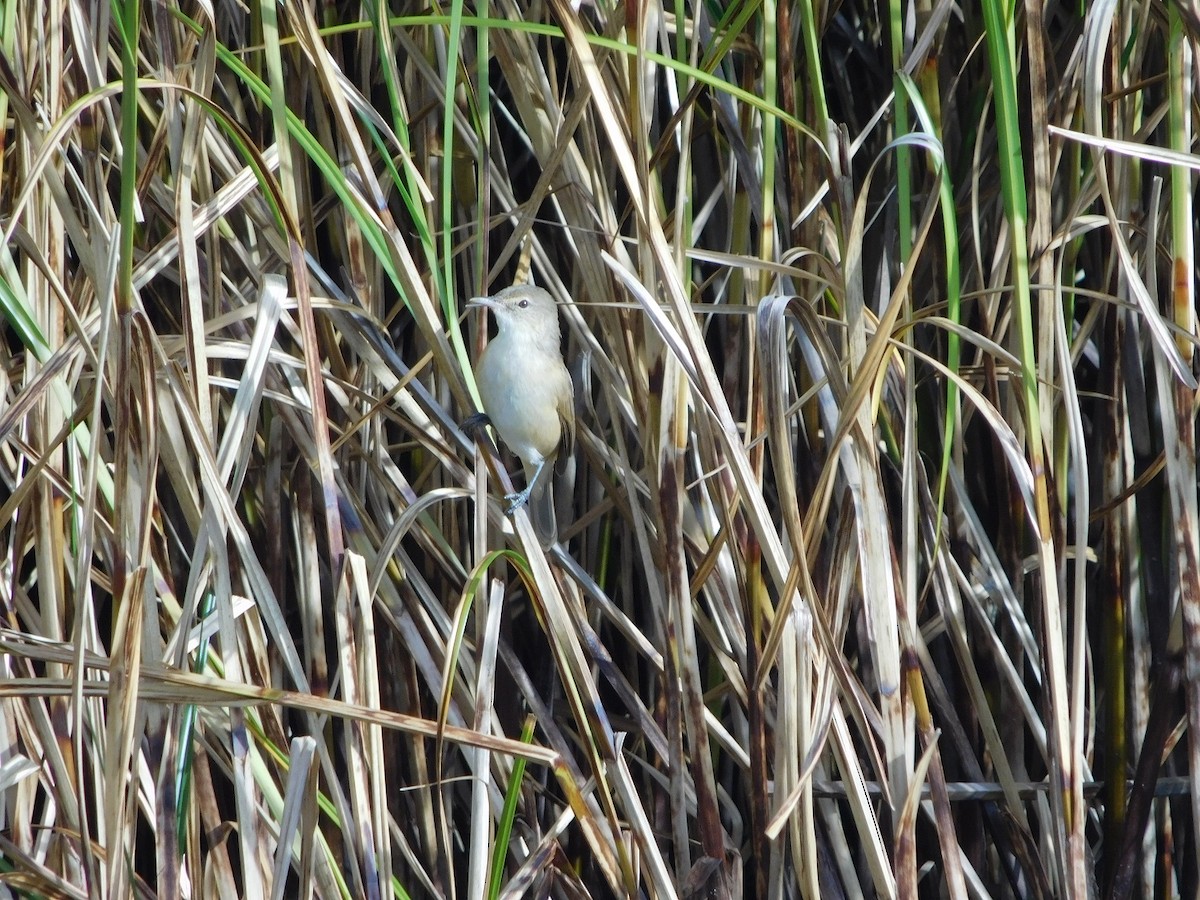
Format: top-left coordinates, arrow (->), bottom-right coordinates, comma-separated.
504,458 -> 546,514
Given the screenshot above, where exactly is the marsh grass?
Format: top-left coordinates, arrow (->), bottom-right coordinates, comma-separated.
0,0 -> 1197,897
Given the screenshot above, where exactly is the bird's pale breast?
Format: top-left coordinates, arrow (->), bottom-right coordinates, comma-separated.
478,337 -> 568,463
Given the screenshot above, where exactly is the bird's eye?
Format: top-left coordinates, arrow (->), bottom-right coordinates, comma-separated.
518,299 -> 529,308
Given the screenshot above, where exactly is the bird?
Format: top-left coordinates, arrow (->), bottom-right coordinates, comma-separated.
468,284 -> 575,547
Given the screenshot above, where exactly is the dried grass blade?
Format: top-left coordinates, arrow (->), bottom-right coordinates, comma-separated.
269,736 -> 316,900
468,579 -> 505,900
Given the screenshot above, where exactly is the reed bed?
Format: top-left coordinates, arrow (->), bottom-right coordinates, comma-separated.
0,0 -> 1196,897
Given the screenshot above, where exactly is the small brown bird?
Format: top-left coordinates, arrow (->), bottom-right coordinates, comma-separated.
468,284 -> 575,547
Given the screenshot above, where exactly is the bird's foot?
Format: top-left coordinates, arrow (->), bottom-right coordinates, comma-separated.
461,412 -> 492,436
503,486 -> 533,515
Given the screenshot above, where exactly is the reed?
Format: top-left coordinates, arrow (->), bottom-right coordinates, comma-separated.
0,1 -> 1194,896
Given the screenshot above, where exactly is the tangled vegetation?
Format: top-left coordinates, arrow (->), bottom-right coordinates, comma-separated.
0,0 -> 1197,897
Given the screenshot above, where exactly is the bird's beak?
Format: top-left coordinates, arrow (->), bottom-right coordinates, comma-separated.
467,296 -> 497,311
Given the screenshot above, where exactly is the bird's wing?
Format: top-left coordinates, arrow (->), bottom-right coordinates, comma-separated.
556,374 -> 575,461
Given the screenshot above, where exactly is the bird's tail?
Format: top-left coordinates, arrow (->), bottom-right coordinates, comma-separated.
527,464 -> 557,549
